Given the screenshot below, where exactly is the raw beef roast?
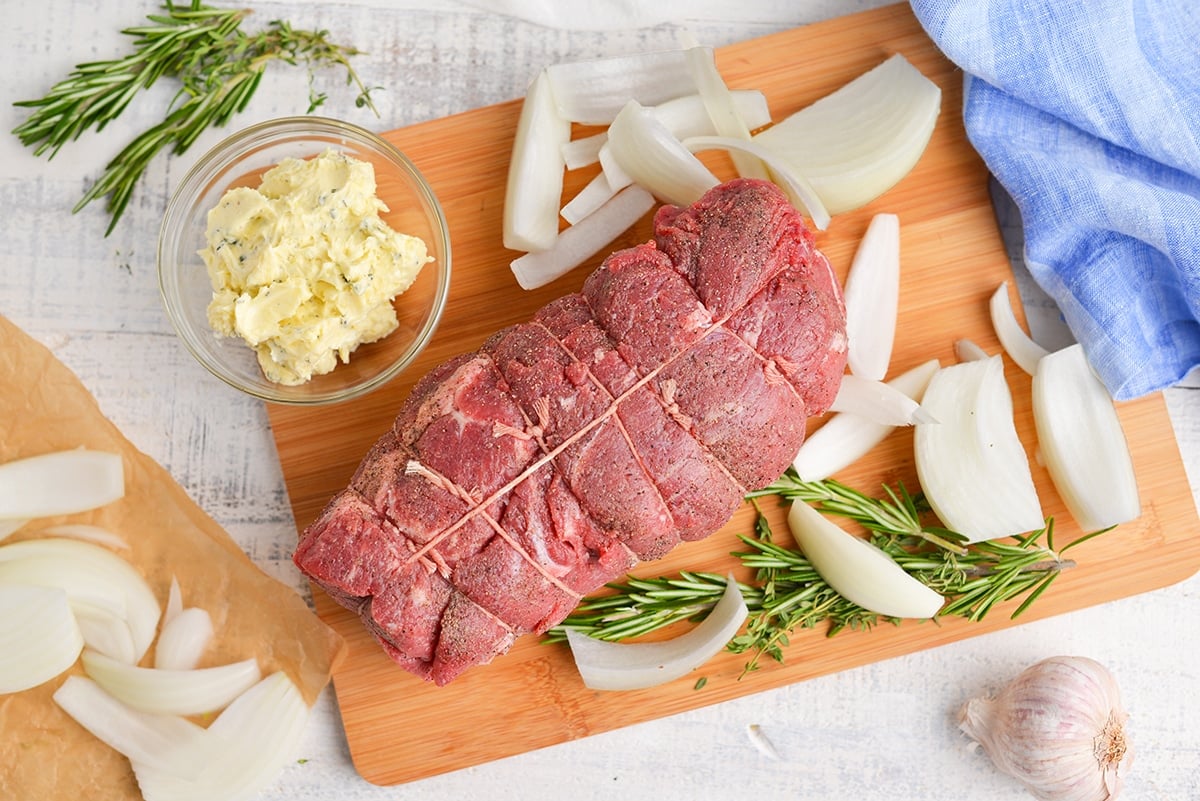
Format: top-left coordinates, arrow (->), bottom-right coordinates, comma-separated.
294,178 -> 848,684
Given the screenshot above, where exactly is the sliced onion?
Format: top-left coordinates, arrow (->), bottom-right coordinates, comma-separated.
565,575 -> 747,690
42,523 -> 129,550
0,449 -> 124,520
132,672 -> 310,801
165,576 -> 184,624
1033,344 -> 1140,531
681,134 -> 830,230
0,537 -> 160,662
955,338 -> 991,362
0,584 -> 84,692
606,100 -> 718,207
562,131 -> 607,170
684,46 -> 769,180
560,172 -> 616,225
511,184 -> 656,290
81,649 -> 261,716
560,92 -> 771,172
793,359 -> 940,481
915,356 -> 1044,542
751,53 -> 941,215
503,68 -> 570,253
544,49 -> 693,125
786,500 -> 943,619
73,606 -> 138,664
990,281 -> 1050,376
843,213 -> 901,380
154,607 -> 215,671
53,676 -> 207,771
829,372 -> 935,426
654,90 -> 771,140
597,141 -> 634,192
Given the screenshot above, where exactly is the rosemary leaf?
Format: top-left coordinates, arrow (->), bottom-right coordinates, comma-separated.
12,0 -> 379,235
547,471 -> 1111,675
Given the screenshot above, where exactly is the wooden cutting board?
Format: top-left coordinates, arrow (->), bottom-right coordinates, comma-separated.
267,2 -> 1200,786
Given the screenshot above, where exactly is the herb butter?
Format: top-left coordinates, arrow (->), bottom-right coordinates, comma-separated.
200,148 -> 431,385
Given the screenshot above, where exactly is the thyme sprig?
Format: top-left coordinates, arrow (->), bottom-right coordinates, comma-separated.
12,1 -> 378,234
547,471 -> 1111,674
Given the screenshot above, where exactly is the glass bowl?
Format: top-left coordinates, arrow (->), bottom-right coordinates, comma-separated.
158,116 -> 451,405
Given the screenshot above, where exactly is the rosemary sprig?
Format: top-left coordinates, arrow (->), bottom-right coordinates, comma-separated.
548,472 -> 1109,674
12,1 -> 378,235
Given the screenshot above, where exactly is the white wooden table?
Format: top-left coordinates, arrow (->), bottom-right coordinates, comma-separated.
3,2 -> 1197,799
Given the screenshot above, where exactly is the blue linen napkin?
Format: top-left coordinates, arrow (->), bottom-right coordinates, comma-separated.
910,0 -> 1200,400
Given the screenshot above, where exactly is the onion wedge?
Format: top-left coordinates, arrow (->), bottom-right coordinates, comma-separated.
787,500 -> 943,619
843,213 -> 901,380
0,449 -> 124,520
793,359 -> 940,481
0,537 -> 160,662
681,135 -> 830,230
0,584 -> 84,693
544,49 -> 693,125
503,68 -> 570,252
829,372 -> 935,426
751,53 -> 941,215
1032,344 -> 1140,531
53,676 -> 207,771
132,672 -> 310,801
511,184 -> 656,290
955,338 -> 991,362
81,649 -> 261,716
990,281 -> 1050,376
684,45 -> 769,180
915,356 -> 1044,542
606,99 -> 718,206
565,575 -> 747,690
154,607 -> 215,671
42,523 -> 129,550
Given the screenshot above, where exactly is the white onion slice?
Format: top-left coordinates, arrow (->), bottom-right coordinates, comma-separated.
561,131 -> 607,170
154,607 -> 215,671
0,449 -> 124,520
954,338 -> 991,362
511,184 -> 656,290
597,141 -> 635,192
1032,344 -> 1140,531
786,500 -> 943,619
843,213 -> 901,380
793,359 -> 940,481
81,649 -> 261,716
558,91 -> 772,172
681,134 -> 831,230
0,584 -> 84,692
43,523 -> 129,550
829,372 -> 935,426
0,537 -> 160,662
165,576 -> 184,624
607,100 -> 718,207
73,606 -> 138,664
684,45 -> 769,180
990,281 -> 1050,376
545,49 -> 694,125
654,90 -> 771,140
565,575 -> 747,690
132,672 -> 310,801
561,172 -> 617,225
751,53 -> 941,215
503,68 -> 570,253
53,676 -> 207,771
915,356 -> 1044,542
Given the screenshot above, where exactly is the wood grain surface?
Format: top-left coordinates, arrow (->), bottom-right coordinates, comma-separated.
266,3 -> 1200,786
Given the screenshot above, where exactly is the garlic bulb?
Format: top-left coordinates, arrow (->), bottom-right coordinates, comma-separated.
959,656 -> 1133,801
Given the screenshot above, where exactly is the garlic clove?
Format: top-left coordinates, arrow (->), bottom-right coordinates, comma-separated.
959,655 -> 1133,801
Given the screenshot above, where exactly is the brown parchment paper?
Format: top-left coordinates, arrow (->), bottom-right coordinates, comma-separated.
0,314 -> 346,801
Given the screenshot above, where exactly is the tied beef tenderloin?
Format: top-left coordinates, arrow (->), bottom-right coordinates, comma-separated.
294,178 -> 848,685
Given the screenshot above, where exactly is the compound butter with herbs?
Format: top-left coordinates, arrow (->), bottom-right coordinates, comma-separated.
200,148 -> 431,385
